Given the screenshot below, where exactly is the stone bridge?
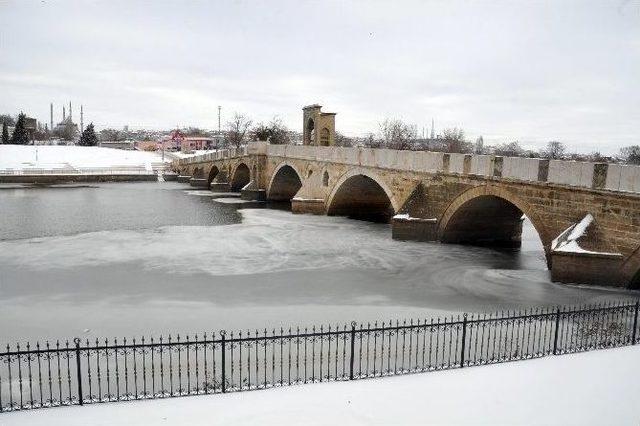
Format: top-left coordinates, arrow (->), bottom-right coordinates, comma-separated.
174,142 -> 640,289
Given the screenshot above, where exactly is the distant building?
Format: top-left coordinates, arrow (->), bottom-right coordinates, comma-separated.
181,137 -> 216,152
161,129 -> 185,151
53,103 -> 79,141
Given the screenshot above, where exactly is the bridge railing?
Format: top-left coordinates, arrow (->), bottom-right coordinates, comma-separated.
1,300 -> 638,412
174,143 -> 640,194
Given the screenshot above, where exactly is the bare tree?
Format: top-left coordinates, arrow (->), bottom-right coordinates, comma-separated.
249,116 -> 291,144
267,116 -> 290,145
335,131 -> 353,147
225,112 -> 252,148
620,146 -> 640,165
0,114 -> 15,127
441,127 -> 471,153
362,133 -> 382,148
542,141 -> 566,160
494,141 -> 524,157
99,129 -> 122,141
251,122 -> 271,141
378,118 -> 417,150
587,152 -> 609,163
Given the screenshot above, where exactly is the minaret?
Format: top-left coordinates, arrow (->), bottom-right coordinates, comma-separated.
430,118 -> 435,139
80,105 -> 84,132
63,106 -> 66,121
69,102 -> 72,121
50,103 -> 53,131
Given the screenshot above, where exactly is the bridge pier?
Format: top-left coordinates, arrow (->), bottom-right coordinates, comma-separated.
241,180 -> 266,201
189,178 -> 209,188
291,198 -> 326,215
391,216 -> 438,241
177,175 -> 191,183
551,252 -> 625,286
209,171 -> 231,192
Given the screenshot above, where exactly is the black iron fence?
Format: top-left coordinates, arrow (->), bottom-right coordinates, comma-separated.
1,301 -> 638,412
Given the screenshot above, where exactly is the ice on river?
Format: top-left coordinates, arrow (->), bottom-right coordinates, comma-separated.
0,209 -> 542,276
0,208 -> 634,342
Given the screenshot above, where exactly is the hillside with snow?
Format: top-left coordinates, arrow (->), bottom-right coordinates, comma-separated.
0,145 -> 169,171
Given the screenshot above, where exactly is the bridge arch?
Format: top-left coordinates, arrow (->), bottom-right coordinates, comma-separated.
630,270 -> 640,290
621,248 -> 640,289
305,118 -> 315,145
438,185 -> 549,261
267,163 -> 303,201
230,162 -> 251,191
326,168 -> 398,222
207,165 -> 219,185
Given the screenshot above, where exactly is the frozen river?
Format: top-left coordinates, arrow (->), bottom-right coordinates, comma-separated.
0,182 -> 635,343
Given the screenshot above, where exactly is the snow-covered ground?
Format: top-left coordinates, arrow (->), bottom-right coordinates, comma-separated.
5,346 -> 640,425
171,149 -> 218,159
0,145 -> 169,171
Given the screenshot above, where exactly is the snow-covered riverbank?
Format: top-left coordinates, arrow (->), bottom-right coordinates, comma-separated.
0,145 -> 169,171
4,345 -> 639,425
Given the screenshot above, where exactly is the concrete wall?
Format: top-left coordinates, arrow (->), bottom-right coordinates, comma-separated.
547,160 -> 594,188
502,157 -> 540,182
469,155 -> 493,177
605,164 -> 640,193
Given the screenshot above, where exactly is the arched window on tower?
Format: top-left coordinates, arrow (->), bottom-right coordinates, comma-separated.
320,128 -> 330,146
306,118 -> 315,145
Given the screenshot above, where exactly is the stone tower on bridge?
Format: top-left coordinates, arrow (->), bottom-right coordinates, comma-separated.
302,104 -> 336,146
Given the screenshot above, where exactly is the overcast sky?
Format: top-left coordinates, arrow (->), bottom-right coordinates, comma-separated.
0,0 -> 638,153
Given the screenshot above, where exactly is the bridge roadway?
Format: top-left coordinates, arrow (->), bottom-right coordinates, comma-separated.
173,142 -> 640,289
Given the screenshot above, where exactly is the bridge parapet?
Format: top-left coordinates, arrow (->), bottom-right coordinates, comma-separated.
264,145 -> 640,195
174,143 -> 640,195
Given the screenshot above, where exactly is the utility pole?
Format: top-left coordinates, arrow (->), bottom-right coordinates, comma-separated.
217,106 -> 221,133
217,105 -> 222,149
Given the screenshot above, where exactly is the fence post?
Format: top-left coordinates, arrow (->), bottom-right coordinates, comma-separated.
552,308 -> 561,355
632,302 -> 639,344
221,331 -> 226,393
460,314 -> 468,368
349,321 -> 356,380
74,338 -> 83,406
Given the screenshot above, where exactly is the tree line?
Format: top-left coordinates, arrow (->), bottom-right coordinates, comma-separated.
221,113 -> 640,165
224,113 -> 292,147
346,118 -> 639,165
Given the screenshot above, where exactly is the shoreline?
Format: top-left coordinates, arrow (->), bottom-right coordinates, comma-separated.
0,173 -> 177,184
